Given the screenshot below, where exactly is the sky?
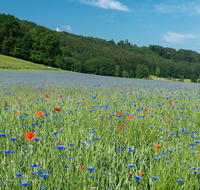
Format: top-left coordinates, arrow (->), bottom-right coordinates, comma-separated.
1,0 -> 200,53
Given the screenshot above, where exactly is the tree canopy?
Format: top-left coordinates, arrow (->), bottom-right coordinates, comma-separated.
0,13 -> 200,80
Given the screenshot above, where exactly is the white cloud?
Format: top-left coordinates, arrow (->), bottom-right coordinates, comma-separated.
80,0 -> 131,11
162,32 -> 198,43
154,1 -> 200,16
63,25 -> 72,32
56,28 -> 62,32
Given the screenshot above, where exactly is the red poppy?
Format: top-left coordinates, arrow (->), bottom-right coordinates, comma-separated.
138,173 -> 144,177
79,165 -> 85,170
99,95 -> 101,97
36,111 -> 44,117
80,86 -> 82,88
116,112 -> 122,117
60,96 -> 62,98
19,102 -> 21,104
46,95 -> 49,99
168,101 -> 172,105
128,173 -> 132,178
65,129 -> 67,133
154,144 -> 161,151
57,127 -> 61,130
72,100 -> 75,103
58,141 -> 62,145
54,107 -> 60,112
83,102 -> 86,104
24,132 -> 35,140
14,111 -> 18,115
127,115 -> 133,120
167,120 -> 171,123
166,133 -> 171,137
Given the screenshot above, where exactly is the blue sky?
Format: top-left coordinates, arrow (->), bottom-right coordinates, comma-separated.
1,0 -> 200,53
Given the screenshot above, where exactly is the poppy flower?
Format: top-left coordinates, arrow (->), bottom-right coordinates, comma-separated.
36,112 -> 44,117
116,112 -> 122,117
167,120 -> 171,123
168,101 -> 172,105
154,144 -> 161,151
99,96 -> 101,97
19,102 -> 21,104
79,165 -> 85,170
80,86 -> 82,88
138,173 -> 144,177
65,130 -> 67,133
60,96 -> 62,98
58,141 -> 62,145
128,173 -> 132,178
24,132 -> 35,140
54,107 -> 60,112
166,133 -> 171,137
14,111 -> 18,115
58,127 -> 62,130
46,95 -> 49,99
127,115 -> 133,120
83,102 -> 86,104
72,100 -> 75,103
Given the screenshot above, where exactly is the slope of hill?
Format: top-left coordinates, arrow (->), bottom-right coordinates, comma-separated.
0,54 -> 59,70
0,13 -> 200,80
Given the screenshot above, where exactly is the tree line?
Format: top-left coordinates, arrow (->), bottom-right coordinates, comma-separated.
1,13 -> 200,81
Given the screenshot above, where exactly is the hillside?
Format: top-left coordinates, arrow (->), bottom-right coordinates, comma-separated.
0,54 -> 58,70
0,13 -> 200,80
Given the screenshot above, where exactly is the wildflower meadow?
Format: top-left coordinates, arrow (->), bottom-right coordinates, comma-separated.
1,69 -> 200,190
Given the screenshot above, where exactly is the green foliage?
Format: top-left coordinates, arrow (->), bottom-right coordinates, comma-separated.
178,76 -> 184,82
122,70 -> 129,78
0,13 -> 200,79
114,65 -> 120,77
190,74 -> 198,83
136,64 -> 149,79
167,76 -> 171,80
156,67 -> 160,76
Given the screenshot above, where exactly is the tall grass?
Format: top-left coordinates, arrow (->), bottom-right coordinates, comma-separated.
0,70 -> 200,190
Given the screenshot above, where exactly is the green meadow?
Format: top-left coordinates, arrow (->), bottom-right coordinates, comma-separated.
0,69 -> 200,190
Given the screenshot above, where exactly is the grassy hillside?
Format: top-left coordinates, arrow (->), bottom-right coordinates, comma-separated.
0,55 -> 59,70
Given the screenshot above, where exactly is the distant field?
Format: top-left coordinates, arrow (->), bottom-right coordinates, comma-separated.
0,54 -> 59,70
149,75 -> 191,82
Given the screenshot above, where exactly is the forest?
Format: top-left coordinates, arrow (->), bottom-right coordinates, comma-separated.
1,13 -> 200,81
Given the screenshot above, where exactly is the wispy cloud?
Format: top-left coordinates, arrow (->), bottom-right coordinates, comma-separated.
63,25 -> 72,32
154,1 -> 200,16
56,28 -> 62,32
80,0 -> 131,11
162,32 -> 198,43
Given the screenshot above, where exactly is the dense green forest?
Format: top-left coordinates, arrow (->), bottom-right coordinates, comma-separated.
1,13 -> 200,80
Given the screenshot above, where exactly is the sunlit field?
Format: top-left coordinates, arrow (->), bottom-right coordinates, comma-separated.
0,69 -> 200,190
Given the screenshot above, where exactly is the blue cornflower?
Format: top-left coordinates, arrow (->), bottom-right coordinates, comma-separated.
154,157 -> 159,161
21,182 -> 30,186
149,126 -> 154,129
40,173 -> 48,178
168,150 -> 174,153
56,145 -> 66,150
52,132 -> 58,135
177,147 -> 182,149
127,164 -> 135,168
0,134 -> 7,137
116,149 -> 120,151
191,152 -> 196,155
64,165 -> 69,168
87,166 -> 96,172
10,137 -> 17,141
166,161 -> 171,164
177,179 -> 183,183
30,164 -> 38,167
135,176 -> 142,180
33,137 -> 40,141
16,173 -> 23,178
69,143 -> 74,145
121,146 -> 126,149
95,137 -> 100,140
153,176 -> 158,180
89,175 -> 94,178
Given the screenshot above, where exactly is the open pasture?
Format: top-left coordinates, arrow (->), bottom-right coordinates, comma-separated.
0,70 -> 200,190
